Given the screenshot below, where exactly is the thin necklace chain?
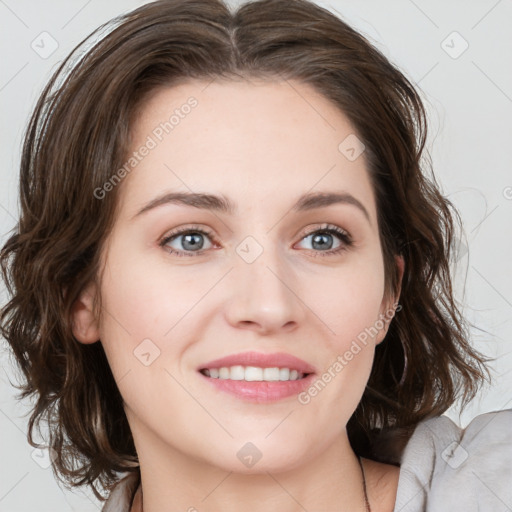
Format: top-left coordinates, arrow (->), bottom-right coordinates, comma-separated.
136,457 -> 372,512
358,455 -> 372,512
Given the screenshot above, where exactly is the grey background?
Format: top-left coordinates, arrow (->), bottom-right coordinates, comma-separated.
1,0 -> 511,510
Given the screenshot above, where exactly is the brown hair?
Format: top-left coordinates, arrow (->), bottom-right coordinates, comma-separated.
1,0 -> 491,501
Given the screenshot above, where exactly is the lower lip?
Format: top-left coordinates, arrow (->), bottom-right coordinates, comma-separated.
198,372 -> 316,403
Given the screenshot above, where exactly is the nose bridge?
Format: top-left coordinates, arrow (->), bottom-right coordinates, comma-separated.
225,231 -> 301,332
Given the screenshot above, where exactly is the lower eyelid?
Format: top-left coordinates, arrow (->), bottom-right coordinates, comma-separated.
160,227 -> 352,256
160,230 -> 215,252
296,231 -> 351,251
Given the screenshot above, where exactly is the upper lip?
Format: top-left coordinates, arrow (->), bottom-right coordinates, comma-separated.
198,351 -> 316,374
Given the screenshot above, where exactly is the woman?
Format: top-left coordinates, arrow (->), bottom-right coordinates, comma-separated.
1,1 -> 510,511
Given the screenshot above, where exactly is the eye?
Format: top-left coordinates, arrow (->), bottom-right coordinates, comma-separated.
159,225 -> 216,257
159,223 -> 353,258
295,224 -> 353,256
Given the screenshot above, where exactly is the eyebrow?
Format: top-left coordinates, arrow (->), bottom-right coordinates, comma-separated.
132,190 -> 371,224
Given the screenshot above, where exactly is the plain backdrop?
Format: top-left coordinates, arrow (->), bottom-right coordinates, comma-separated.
1,1 -> 511,510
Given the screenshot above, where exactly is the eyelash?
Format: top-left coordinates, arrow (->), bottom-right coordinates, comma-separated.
159,223 -> 354,258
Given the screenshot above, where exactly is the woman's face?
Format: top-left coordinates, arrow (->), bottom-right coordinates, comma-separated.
75,79 -> 402,473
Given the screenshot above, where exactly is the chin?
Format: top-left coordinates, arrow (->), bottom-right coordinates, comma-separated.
203,439 -> 313,475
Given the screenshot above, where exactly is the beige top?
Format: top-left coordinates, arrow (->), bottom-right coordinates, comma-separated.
102,470 -> 141,512
102,408 -> 512,512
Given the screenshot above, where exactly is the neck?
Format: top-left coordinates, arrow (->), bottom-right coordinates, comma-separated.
130,423 -> 368,512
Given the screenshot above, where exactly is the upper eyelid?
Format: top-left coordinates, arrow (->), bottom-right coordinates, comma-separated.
160,224 -> 352,246
161,225 -> 215,240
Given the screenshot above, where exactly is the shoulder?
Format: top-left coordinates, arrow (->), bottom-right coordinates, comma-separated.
394,408 -> 512,512
102,470 -> 141,512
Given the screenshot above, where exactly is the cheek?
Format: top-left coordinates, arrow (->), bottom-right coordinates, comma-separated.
300,254 -> 386,345
96,252 -> 188,375
297,265 -> 382,420
96,244 -> 233,393
95,255 -> 202,414
99,247 -> 204,335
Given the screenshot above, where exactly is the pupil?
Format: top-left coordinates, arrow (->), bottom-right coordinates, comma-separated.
312,233 -> 333,250
183,233 -> 204,251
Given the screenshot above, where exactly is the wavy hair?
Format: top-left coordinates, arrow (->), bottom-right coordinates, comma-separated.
0,0 -> 491,501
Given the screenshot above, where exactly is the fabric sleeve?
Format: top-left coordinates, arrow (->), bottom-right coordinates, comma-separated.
393,408 -> 512,512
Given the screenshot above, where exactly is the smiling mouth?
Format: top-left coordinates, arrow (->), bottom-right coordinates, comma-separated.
199,366 -> 312,382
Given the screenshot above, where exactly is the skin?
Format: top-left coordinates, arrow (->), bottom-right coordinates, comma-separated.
72,78 -> 404,512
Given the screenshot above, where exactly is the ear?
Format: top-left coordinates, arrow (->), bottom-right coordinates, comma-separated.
375,254 -> 405,345
70,281 -> 100,344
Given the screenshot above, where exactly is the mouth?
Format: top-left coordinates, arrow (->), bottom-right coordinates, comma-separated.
197,350 -> 316,378
197,351 -> 316,403
199,366 -> 312,381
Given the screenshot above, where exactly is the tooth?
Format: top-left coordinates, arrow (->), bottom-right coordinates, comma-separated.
219,367 -> 230,379
205,366 -> 306,381
263,367 -> 280,381
230,365 -> 245,380
245,366 -> 263,381
279,368 -> 290,381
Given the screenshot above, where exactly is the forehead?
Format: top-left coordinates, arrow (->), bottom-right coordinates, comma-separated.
119,78 -> 376,223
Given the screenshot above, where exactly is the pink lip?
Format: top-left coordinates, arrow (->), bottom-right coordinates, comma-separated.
197,351 -> 317,403
199,372 -> 316,403
198,351 -> 316,373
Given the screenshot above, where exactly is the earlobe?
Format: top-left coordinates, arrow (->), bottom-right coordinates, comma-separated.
70,282 -> 100,344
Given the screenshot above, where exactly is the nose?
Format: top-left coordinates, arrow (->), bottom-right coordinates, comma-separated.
223,241 -> 303,335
